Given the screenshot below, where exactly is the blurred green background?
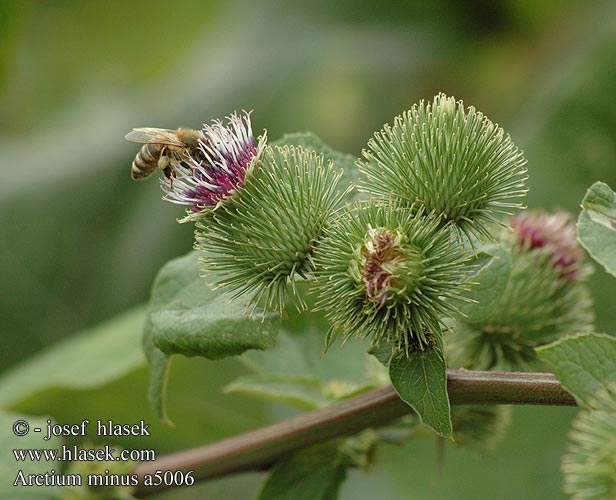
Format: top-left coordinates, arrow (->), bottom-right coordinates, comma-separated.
1,1 -> 615,499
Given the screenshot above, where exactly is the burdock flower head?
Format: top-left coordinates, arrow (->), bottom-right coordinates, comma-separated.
162,111 -> 265,220
509,210 -> 586,280
197,145 -> 346,311
562,384 -> 616,500
357,93 -> 528,241
446,209 -> 594,371
313,202 -> 473,356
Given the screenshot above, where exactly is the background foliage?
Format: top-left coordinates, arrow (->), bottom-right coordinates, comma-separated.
1,1 -> 615,498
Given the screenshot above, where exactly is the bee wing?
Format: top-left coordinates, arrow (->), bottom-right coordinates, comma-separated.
125,128 -> 185,146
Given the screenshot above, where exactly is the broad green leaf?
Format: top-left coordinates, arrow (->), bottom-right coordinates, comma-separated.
144,251 -> 279,419
237,327 -> 379,408
581,182 -> 616,224
225,373 -> 376,410
389,345 -> 452,438
10,356 -> 270,457
0,411 -> 62,499
257,441 -> 348,500
236,287 -> 381,409
143,320 -> 172,424
368,341 -> 394,367
241,327 -> 371,384
224,374 -> 325,410
536,332 -> 616,408
146,251 -> 279,359
0,307 -> 146,409
577,181 -> 616,277
273,132 -> 361,199
457,246 -> 511,322
242,284 -> 374,383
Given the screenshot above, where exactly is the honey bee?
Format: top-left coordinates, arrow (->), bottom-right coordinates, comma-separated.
125,128 -> 205,184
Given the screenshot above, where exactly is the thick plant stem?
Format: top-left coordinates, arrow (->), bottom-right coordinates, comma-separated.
132,369 -> 575,497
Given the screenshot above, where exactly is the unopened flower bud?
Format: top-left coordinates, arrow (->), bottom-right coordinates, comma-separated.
357,93 -> 528,240
562,384 -> 616,500
509,210 -> 586,280
446,210 -> 594,371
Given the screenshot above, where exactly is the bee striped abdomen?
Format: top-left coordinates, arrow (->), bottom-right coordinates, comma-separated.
126,127 -> 204,183
131,143 -> 162,180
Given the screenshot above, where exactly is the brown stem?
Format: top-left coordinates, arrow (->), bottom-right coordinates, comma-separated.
132,369 -> 575,497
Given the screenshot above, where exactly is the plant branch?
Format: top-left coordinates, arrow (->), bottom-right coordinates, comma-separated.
132,369 -> 575,497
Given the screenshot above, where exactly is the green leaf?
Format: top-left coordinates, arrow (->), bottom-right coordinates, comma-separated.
457,246 -> 511,322
236,289 -> 381,409
577,181 -> 616,277
237,328 -> 379,408
581,181 -> 616,223
273,132 -> 360,199
257,441 -> 348,500
0,411 -> 63,499
536,332 -> 616,408
10,356 -> 271,458
368,341 -> 394,367
144,251 -> 280,420
143,320 -> 172,424
224,374 -> 325,410
0,307 -> 146,409
389,345 -> 452,438
146,251 -> 279,359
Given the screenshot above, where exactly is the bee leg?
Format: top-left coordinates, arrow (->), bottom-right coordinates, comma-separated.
162,165 -> 176,189
179,160 -> 193,173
